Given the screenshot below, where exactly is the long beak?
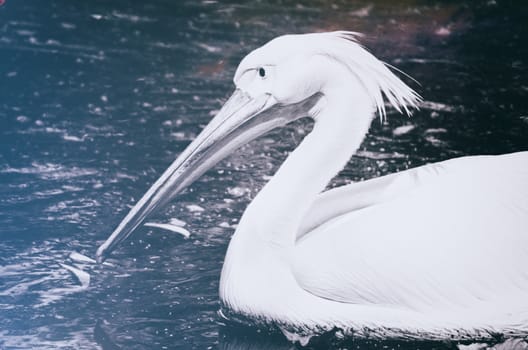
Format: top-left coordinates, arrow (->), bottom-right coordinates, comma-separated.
96,90 -> 321,262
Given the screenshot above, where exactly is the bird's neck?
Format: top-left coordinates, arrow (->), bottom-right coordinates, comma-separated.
219,86 -> 374,313
241,87 -> 375,247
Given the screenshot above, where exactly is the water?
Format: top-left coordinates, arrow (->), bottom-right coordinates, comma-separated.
1,0 -> 527,349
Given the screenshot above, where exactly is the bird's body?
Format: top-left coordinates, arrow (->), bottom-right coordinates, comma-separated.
221,151 -> 528,341
96,31 -> 528,343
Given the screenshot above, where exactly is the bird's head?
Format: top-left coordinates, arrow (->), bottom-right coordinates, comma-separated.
234,31 -> 419,117
96,31 -> 420,262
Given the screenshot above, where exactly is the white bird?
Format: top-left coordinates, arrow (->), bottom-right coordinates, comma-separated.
96,32 -> 528,343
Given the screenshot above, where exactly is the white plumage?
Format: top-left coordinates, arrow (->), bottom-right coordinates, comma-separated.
97,32 -> 528,342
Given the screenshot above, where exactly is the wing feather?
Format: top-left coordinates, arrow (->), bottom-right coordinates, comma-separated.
297,153 -> 458,240
293,152 -> 528,312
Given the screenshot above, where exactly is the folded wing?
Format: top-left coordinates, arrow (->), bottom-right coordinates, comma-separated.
293,152 -> 528,314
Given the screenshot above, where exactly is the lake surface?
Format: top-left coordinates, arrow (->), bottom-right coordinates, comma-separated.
1,0 -> 527,349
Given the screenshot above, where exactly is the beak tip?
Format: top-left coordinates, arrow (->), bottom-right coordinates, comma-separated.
95,245 -> 107,264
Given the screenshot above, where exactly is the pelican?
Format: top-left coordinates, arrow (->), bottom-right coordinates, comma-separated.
96,32 -> 528,343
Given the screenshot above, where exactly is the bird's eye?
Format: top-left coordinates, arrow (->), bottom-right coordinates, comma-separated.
258,67 -> 266,78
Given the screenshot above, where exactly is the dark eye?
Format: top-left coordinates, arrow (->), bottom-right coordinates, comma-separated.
258,67 -> 266,78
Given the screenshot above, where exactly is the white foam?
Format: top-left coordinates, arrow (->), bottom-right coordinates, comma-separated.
62,134 -> 85,142
35,264 -> 91,307
227,186 -> 248,197
69,251 -> 96,264
197,43 -> 221,53
169,218 -> 187,226
69,251 -> 113,266
144,222 -> 191,238
280,328 -> 312,346
420,101 -> 457,112
393,124 -> 415,136
60,263 -> 90,288
186,204 -> 204,213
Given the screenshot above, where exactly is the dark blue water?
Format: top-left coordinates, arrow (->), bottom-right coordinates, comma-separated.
1,1 -> 527,349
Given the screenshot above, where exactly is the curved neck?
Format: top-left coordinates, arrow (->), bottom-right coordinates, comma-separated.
241,86 -> 375,247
